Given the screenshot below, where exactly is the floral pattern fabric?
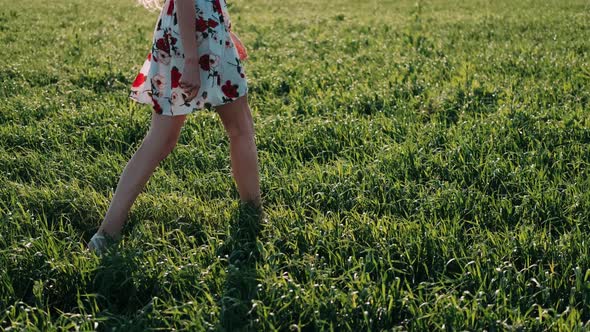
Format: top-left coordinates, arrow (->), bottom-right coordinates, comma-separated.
129,0 -> 248,116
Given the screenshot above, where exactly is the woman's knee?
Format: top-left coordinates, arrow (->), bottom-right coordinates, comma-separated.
161,135 -> 180,158
225,117 -> 254,140
217,97 -> 255,139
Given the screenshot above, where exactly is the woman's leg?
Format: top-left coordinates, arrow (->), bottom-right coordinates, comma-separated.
215,94 -> 262,208
92,110 -> 187,244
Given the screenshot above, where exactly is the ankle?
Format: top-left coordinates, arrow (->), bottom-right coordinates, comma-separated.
239,197 -> 262,213
96,227 -> 121,242
242,193 -> 262,208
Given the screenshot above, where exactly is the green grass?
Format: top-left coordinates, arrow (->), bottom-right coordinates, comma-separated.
1,0 -> 590,330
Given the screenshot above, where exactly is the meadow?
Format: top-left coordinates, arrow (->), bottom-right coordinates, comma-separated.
1,0 -> 590,330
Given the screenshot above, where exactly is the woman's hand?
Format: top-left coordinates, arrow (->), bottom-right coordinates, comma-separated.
175,0 -> 200,102
179,57 -> 201,102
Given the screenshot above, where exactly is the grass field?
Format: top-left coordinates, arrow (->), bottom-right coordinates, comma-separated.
1,0 -> 590,330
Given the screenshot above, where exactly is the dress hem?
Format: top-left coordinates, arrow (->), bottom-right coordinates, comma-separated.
128,85 -> 248,117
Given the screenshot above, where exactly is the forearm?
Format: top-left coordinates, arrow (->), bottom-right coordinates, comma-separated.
175,0 -> 199,61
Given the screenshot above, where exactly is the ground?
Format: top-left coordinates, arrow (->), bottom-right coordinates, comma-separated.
1,0 -> 589,330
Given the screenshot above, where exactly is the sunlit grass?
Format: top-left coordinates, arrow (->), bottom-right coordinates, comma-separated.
1,0 -> 590,330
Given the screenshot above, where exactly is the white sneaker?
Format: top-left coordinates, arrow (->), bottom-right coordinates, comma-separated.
88,233 -> 108,255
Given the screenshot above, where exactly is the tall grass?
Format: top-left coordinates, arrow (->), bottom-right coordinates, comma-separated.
1,0 -> 589,330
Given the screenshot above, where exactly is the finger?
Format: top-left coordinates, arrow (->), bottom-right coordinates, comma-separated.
181,83 -> 200,95
179,81 -> 192,89
184,87 -> 199,102
186,83 -> 200,93
183,90 -> 192,102
182,84 -> 196,94
190,87 -> 200,101
179,79 -> 196,87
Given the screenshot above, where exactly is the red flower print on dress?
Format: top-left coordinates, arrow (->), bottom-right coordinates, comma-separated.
156,50 -> 171,65
196,17 -> 208,32
156,37 -> 170,53
208,19 -> 219,28
199,54 -> 211,70
128,0 -> 249,115
222,80 -> 239,98
170,87 -> 187,106
155,35 -> 171,64
213,0 -> 222,14
151,95 -> 163,114
132,73 -> 146,88
151,74 -> 166,93
167,0 -> 174,15
171,66 -> 182,88
198,54 -> 220,71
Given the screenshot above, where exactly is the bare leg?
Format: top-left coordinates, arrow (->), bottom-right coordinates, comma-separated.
215,94 -> 262,208
91,110 -> 187,246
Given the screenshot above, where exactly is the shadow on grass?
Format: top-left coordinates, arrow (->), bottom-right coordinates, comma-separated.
89,244 -> 157,331
84,202 -> 264,331
83,217 -> 168,330
217,202 -> 264,332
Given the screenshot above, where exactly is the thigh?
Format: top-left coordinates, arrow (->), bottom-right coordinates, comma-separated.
147,109 -> 188,142
215,95 -> 254,136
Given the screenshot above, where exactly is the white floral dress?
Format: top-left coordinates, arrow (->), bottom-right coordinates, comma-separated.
129,0 -> 249,116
